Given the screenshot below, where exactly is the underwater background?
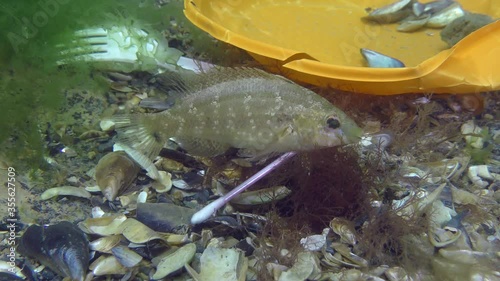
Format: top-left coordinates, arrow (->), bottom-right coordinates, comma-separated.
0,0 -> 499,280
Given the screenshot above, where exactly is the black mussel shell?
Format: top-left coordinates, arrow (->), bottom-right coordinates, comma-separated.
18,221 -> 89,281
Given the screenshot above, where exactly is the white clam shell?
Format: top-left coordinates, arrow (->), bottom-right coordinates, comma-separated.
78,214 -> 127,236
186,239 -> 248,281
119,218 -> 164,243
40,186 -> 91,200
90,235 -> 122,253
90,255 -> 126,276
278,251 -> 321,281
111,245 -> 143,268
152,243 -> 196,280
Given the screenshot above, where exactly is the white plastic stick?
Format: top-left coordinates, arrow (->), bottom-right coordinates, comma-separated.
191,151 -> 297,224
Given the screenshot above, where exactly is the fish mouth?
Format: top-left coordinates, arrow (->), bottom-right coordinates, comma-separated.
313,129 -> 348,148
342,126 -> 364,144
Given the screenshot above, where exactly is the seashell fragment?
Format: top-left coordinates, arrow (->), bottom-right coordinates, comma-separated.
397,14 -> 430,32
0,261 -> 26,279
40,186 -> 91,200
266,263 -> 289,281
152,243 -> 196,279
448,183 -> 496,205
360,48 -> 405,68
92,206 -> 105,218
278,251 -> 321,281
468,165 -> 500,188
395,183 -> 447,217
100,119 -> 115,132
364,0 -> 412,23
119,218 -> 164,243
90,255 -> 127,276
85,185 -> 101,192
423,0 -> 455,14
117,194 -> 132,207
331,242 -> 369,268
231,186 -> 291,205
78,214 -> 127,236
322,250 -> 359,268
95,151 -> 140,201
111,245 -> 143,267
300,228 -> 329,252
426,2 -> 465,28
331,269 -> 386,281
412,2 -> 425,17
18,222 -> 89,281
152,171 -> 172,193
438,248 -> 496,264
136,203 -> 196,232
461,120 -> 486,149
385,267 -> 409,281
90,235 -> 122,253
428,199 -> 456,227
330,217 -> 357,245
186,239 -> 248,281
137,191 -> 148,203
369,265 -> 390,277
429,226 -> 462,247
157,157 -> 187,172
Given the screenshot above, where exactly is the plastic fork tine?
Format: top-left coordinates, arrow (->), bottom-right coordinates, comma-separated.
59,26 -> 215,73
78,36 -> 109,45
74,28 -> 108,37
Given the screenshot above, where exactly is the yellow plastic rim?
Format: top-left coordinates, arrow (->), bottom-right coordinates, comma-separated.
184,0 -> 500,95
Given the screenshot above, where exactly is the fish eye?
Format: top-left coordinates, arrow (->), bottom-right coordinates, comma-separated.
326,116 -> 341,129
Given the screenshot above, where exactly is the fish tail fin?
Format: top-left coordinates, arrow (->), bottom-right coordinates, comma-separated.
110,114 -> 165,160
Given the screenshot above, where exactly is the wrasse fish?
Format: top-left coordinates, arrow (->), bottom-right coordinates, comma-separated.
111,67 -> 362,160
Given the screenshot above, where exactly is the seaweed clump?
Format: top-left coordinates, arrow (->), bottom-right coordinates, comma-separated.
250,146 -> 372,279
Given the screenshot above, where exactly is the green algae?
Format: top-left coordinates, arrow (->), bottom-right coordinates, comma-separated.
0,0 -> 183,169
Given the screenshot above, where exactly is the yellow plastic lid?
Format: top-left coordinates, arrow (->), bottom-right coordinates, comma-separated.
184,0 -> 500,95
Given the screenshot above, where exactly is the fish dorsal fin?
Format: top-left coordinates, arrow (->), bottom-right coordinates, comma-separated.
157,67 -> 296,97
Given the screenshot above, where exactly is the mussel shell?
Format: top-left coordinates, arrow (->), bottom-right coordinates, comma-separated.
397,15 -> 430,32
360,48 -> 405,68
426,2 -> 465,28
136,203 -> 196,232
423,0 -> 454,14
18,221 -> 89,281
365,0 -> 412,23
95,151 -> 140,201
0,272 -> 24,281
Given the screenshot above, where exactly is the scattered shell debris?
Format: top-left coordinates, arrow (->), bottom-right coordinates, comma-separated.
8,88 -> 500,281
364,0 -> 468,32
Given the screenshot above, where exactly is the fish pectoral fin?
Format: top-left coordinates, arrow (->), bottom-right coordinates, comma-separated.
237,148 -> 258,159
237,148 -> 282,164
279,124 -> 295,138
173,137 -> 231,157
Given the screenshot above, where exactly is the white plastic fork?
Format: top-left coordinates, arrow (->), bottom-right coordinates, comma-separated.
58,26 -> 213,73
